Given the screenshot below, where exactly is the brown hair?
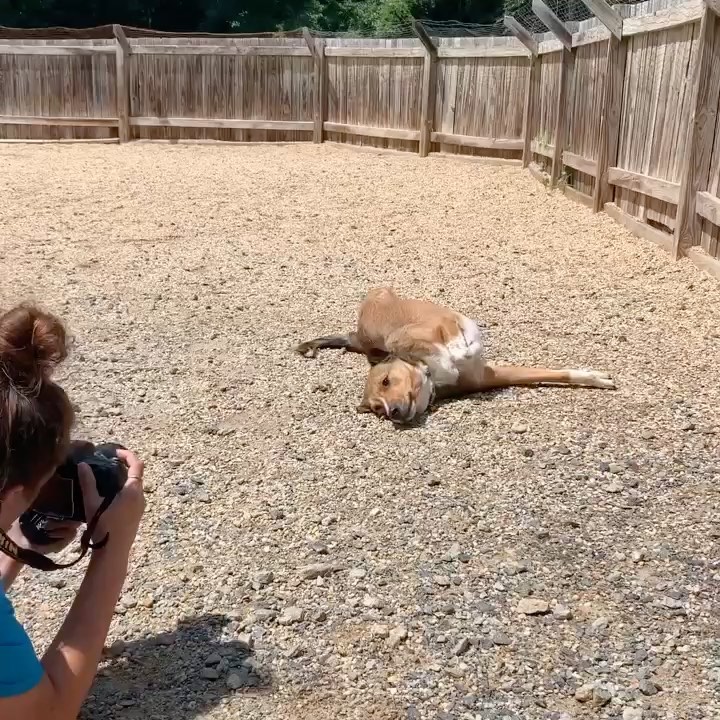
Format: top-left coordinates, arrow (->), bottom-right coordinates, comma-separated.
0,304 -> 75,496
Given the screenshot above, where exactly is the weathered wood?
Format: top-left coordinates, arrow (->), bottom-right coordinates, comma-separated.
531,140 -> 555,158
413,20 -> 438,158
112,24 -> 132,55
0,44 -> 115,56
593,35 -> 626,213
324,46 -> 424,58
324,122 -> 421,141
673,8 -> 718,258
437,45 -> 530,58
430,132 -> 523,150
115,33 -> 131,143
130,117 -> 313,131
412,19 -> 438,56
608,167 -> 681,204
522,56 -> 539,168
573,26 -> 611,48
707,0 -> 720,17
538,39 -> 564,55
0,115 -> 119,127
563,151 -> 597,177
622,0 -> 704,36
0,137 -> 119,144
504,16 -> 538,56
132,44 -> 311,56
604,202 -> 674,254
578,0 -> 623,40
532,0 -> 573,51
564,184 -> 594,208
551,48 -> 574,187
696,190 -> 720,225
686,246 -> 720,280
309,37 -> 327,144
529,161 -> 550,185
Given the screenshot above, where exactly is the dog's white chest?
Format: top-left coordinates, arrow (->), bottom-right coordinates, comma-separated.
426,316 -> 484,387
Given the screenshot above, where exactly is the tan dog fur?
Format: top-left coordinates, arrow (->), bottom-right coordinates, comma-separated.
296,287 -> 615,424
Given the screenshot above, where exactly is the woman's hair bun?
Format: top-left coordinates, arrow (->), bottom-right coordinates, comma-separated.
0,304 -> 68,388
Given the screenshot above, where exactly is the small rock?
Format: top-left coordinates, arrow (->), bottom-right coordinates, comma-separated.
491,631 -> 511,646
388,625 -> 408,648
285,643 -> 305,659
445,663 -> 467,678
511,423 -> 528,434
270,509 -> 285,520
311,609 -> 327,623
603,481 -> 624,493
452,637 -> 470,656
309,541 -> 329,554
278,607 -> 305,625
49,578 -> 66,589
553,604 -> 573,620
659,596 -> 683,609
517,598 -> 549,615
226,673 -> 243,690
105,639 -> 126,657
253,608 -> 278,622
254,570 -> 274,588
632,549 -> 646,563
362,594 -> 385,609
434,575 -> 451,587
205,652 -> 222,666
154,633 -> 174,646
574,683 -> 594,702
608,463 -> 624,474
200,667 -> 219,680
300,563 -> 337,580
592,616 -> 609,630
592,687 -> 612,706
427,476 -> 441,487
370,624 -> 389,638
139,595 -> 155,608
236,633 -> 254,649
623,709 -> 643,720
638,679 -> 659,696
349,568 -> 367,579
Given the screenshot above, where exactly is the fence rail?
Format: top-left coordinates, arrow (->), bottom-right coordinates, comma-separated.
0,1 -> 719,279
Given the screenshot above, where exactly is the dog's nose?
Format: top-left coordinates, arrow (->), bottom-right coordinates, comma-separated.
389,406 -> 401,420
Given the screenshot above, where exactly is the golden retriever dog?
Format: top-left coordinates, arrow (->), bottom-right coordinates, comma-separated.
295,287 -> 615,424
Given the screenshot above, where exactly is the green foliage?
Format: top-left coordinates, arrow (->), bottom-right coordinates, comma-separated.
0,0 -> 504,33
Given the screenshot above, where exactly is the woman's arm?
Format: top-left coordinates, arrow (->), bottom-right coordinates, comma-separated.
0,452 -> 144,720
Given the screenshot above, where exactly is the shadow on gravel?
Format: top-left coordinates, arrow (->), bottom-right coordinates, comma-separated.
80,613 -> 272,720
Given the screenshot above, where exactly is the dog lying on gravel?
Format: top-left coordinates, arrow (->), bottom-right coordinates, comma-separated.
295,287 -> 615,424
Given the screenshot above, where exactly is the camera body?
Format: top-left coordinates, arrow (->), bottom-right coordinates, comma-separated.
19,441 -> 127,546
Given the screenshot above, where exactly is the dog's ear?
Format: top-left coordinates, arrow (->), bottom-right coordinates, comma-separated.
356,402 -> 372,414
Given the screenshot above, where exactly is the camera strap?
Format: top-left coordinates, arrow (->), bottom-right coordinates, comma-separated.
0,496 -> 114,572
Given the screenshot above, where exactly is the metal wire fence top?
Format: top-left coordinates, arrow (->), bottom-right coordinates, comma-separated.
417,19 -> 512,38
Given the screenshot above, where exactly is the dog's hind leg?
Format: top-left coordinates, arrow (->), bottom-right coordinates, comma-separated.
475,365 -> 616,390
294,333 -> 365,359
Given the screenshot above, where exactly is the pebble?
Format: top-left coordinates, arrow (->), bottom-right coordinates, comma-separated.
300,563 -> 337,580
632,549 -> 646,563
553,604 -> 573,620
491,631 -> 511,646
362,594 -> 385,609
592,616 -> 609,630
511,423 -> 528,434
254,570 -> 274,587
623,709 -> 643,720
452,637 -> 470,656
517,598 -> 549,615
388,625 -> 408,648
278,607 -> 305,625
205,652 -> 222,666
349,568 -> 367,579
309,541 -> 329,554
604,481 -> 624,493
200,667 -> 219,680
226,673 -> 243,690
370,624 -> 389,638
434,575 -> 452,587
639,679 -> 659,696
592,687 -> 612,706
574,683 -> 594,702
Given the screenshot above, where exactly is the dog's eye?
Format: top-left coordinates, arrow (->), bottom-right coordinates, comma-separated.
382,376 -> 390,387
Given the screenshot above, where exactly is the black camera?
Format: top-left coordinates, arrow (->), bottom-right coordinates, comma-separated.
19,441 -> 128,546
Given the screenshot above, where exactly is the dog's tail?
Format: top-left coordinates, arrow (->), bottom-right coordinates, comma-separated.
295,334 -> 360,358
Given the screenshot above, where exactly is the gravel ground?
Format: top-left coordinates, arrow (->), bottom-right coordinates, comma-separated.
1,142 -> 719,720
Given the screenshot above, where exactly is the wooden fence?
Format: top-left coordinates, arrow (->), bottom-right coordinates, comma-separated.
0,0 -> 719,280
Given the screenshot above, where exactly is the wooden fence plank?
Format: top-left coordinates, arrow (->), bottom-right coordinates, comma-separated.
608,166 -> 681,204
674,8 -> 719,258
114,26 -> 131,143
564,184 -> 594,208
0,115 -> 119,127
324,47 -> 424,58
133,45 -> 311,56
417,39 -> 438,158
593,35 -> 626,213
437,46 -> 530,59
0,44 -> 115,56
579,0 -> 623,40
696,190 -> 720,225
430,132 -> 523,150
564,151 -> 597,176
605,201 -> 674,253
551,48 -> 574,186
532,0 -> 573,50
622,0 -> 704,36
522,56 -> 539,168
324,122 -> 420,141
130,117 -> 313,131
504,16 -> 538,56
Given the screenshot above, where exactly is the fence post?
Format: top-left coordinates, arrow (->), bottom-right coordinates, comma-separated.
113,25 -> 131,143
412,20 -> 438,158
592,34 -> 626,213
505,17 -> 540,169
673,7 -> 718,259
303,28 -> 326,144
531,0 -> 574,187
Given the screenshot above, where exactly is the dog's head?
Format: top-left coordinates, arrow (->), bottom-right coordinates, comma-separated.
356,356 -> 434,424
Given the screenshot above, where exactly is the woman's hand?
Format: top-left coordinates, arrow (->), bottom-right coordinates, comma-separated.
79,448 -> 146,551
